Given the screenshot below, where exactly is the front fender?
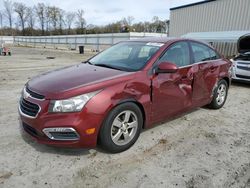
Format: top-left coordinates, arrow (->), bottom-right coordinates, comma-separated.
84,78 -> 152,138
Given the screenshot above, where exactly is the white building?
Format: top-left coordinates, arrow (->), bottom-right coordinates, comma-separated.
169,0 -> 250,56
169,0 -> 250,37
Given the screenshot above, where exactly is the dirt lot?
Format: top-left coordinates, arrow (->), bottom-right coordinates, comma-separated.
0,47 -> 249,188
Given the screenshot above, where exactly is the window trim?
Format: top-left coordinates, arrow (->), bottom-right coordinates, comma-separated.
153,40 -> 192,69
188,40 -> 221,64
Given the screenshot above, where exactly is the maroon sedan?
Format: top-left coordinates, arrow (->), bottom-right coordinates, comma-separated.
19,38 -> 231,153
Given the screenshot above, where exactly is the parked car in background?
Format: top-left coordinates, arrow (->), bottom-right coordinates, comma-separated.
19,38 -> 232,153
231,34 -> 250,82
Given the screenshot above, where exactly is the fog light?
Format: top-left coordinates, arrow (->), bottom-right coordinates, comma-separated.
85,128 -> 96,135
43,127 -> 80,140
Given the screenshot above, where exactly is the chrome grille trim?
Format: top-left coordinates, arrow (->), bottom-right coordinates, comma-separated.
19,98 -> 41,118
24,87 -> 45,101
42,127 -> 80,141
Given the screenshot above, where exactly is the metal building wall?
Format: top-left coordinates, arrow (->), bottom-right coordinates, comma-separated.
169,0 -> 250,37
212,42 -> 237,57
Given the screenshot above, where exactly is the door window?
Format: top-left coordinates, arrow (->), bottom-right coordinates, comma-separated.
190,42 -> 220,63
158,42 -> 190,67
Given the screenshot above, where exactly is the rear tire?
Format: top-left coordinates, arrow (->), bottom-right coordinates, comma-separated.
99,102 -> 143,153
209,79 -> 228,109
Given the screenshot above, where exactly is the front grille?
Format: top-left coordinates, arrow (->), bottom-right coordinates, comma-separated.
20,98 -> 40,117
26,87 -> 45,100
237,66 -> 250,71
237,62 -> 250,65
236,74 -> 250,80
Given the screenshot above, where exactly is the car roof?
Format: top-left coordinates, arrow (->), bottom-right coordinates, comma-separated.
128,37 -> 178,44
130,37 -> 217,50
127,37 -> 208,45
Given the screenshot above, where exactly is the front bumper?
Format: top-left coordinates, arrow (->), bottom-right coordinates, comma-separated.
19,97 -> 104,148
231,60 -> 250,82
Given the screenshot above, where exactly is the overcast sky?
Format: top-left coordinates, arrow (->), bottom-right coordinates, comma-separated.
0,0 -> 201,25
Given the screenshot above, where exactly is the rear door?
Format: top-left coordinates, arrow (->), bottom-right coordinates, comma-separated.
151,41 -> 194,122
189,41 -> 221,106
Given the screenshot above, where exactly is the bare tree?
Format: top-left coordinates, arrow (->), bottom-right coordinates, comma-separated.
121,16 -> 134,26
26,7 -> 36,29
26,7 -> 36,35
35,3 -> 46,35
152,16 -> 159,23
126,16 -> 134,26
45,5 -> 51,33
76,9 -> 86,33
4,0 -> 14,28
49,6 -> 59,31
65,12 -> 75,33
58,8 -> 65,34
14,2 -> 27,35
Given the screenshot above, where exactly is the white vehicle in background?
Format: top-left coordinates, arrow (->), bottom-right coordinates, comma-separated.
231,34 -> 250,82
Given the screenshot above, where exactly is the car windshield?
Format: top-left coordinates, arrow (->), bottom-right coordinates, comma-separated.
88,42 -> 163,71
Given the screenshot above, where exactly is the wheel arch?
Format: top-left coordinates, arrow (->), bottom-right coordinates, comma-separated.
222,77 -> 230,87
96,98 -> 146,146
116,98 -> 146,129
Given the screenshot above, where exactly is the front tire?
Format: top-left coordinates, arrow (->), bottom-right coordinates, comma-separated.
209,79 -> 228,109
99,102 -> 143,153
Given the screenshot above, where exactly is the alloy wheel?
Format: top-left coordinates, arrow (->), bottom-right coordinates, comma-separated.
111,110 -> 138,146
216,83 -> 227,106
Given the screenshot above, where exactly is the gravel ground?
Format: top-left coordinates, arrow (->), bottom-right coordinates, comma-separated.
0,47 -> 249,188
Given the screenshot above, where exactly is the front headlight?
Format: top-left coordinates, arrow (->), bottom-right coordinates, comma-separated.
49,90 -> 101,113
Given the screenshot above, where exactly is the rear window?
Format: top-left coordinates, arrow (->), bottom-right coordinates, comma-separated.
190,42 -> 220,63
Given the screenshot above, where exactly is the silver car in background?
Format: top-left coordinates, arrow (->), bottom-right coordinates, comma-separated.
231,34 -> 250,82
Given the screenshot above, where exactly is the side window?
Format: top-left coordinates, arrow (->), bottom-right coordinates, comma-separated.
159,42 -> 190,67
208,48 -> 220,60
190,42 -> 220,63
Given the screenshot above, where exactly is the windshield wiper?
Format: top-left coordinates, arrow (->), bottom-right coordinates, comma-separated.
82,60 -> 93,65
94,64 -> 123,71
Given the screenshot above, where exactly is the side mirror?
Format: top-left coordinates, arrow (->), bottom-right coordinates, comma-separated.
155,62 -> 178,74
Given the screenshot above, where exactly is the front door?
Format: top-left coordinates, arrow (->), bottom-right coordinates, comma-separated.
151,41 -> 194,122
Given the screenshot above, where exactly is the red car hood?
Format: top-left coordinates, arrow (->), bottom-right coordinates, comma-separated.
27,63 -> 133,99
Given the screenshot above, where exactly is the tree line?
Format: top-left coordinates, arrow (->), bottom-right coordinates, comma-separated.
0,0 -> 169,36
